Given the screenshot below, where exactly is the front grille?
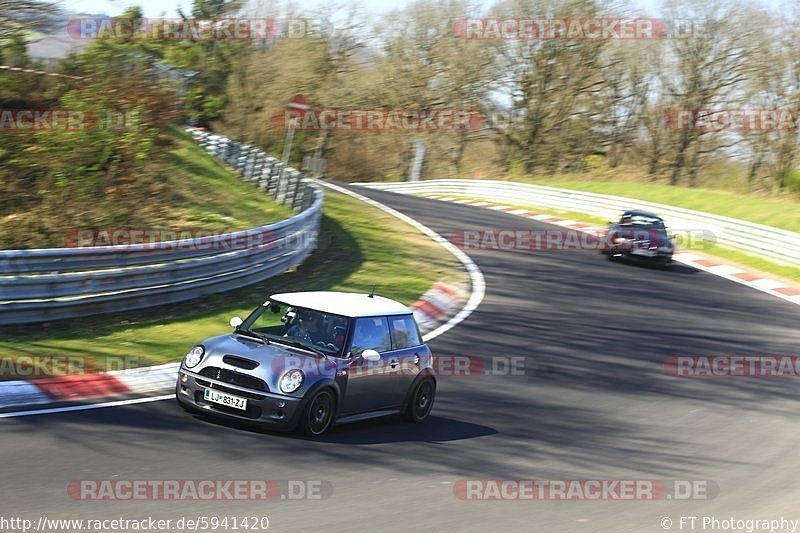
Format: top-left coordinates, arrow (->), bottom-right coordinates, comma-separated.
195,380 -> 266,400
198,366 -> 269,392
194,391 -> 263,419
223,355 -> 259,370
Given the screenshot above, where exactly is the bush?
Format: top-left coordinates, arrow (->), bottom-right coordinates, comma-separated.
783,169 -> 800,195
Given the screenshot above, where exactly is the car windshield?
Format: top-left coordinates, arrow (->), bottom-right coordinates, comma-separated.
239,300 -> 350,356
622,214 -> 665,229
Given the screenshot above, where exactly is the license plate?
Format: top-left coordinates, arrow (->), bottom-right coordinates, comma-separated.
631,248 -> 656,257
204,388 -> 248,410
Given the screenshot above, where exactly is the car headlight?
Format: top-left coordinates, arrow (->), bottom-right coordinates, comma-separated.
279,369 -> 304,393
184,345 -> 205,368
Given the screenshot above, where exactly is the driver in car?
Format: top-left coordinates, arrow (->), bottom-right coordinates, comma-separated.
287,311 -> 330,346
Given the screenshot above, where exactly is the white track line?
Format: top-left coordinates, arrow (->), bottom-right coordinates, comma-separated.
317,180 -> 485,342
0,395 -> 174,418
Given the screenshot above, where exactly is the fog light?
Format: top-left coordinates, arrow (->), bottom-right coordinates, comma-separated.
277,400 -> 286,408
180,372 -> 188,383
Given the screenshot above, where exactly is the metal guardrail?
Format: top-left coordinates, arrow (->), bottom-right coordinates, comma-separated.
0,128 -> 323,325
357,179 -> 800,268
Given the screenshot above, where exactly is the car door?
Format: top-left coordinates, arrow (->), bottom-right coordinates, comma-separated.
339,316 -> 399,415
387,314 -> 427,398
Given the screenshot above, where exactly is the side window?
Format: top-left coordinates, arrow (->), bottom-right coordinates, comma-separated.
389,315 -> 422,350
350,317 -> 391,355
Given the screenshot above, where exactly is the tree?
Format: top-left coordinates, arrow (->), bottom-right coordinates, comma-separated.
489,0 -> 614,173
374,0 -> 495,177
660,0 -> 757,186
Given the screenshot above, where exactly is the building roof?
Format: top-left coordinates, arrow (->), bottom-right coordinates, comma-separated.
269,291 -> 411,318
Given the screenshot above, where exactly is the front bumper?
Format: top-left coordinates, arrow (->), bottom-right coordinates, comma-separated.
176,368 -> 304,428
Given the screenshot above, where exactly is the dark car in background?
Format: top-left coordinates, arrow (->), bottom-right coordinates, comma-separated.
601,210 -> 674,267
176,291 -> 436,436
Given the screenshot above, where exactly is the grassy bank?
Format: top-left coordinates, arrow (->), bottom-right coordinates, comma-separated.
0,125 -> 293,249
0,190 -> 466,375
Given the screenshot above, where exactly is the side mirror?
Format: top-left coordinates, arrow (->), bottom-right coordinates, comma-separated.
361,349 -> 381,362
229,316 -> 243,328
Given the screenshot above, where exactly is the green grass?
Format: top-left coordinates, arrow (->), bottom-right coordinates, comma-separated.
162,126 -> 294,230
442,195 -> 611,226
0,190 -> 466,376
511,178 -> 800,233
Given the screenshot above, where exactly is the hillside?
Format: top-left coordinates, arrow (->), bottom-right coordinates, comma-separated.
0,125 -> 293,249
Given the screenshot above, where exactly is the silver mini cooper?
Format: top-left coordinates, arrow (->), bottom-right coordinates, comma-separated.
176,291 -> 436,436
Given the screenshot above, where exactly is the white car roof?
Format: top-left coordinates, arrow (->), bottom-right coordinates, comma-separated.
269,291 -> 412,318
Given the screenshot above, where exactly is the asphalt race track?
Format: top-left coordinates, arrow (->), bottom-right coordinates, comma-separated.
2,185 -> 800,533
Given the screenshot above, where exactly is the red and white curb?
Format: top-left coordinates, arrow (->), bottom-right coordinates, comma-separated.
0,363 -> 180,411
424,194 -> 800,307
410,281 -> 467,333
0,286 -> 465,413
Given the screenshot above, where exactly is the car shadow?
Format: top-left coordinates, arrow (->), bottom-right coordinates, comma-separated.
190,411 -> 497,444
319,415 -> 498,444
609,255 -> 699,275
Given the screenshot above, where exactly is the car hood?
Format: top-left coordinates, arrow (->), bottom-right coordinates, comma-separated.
198,333 -> 338,378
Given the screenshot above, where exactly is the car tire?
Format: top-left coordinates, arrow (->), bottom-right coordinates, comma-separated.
297,389 -> 336,436
403,379 -> 435,423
